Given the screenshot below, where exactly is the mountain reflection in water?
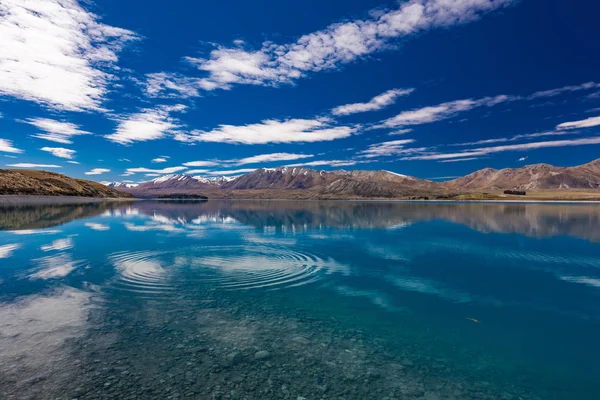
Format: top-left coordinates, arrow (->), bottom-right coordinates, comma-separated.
0,200 -> 599,400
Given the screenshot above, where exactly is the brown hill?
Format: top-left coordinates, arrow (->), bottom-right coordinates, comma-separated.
444,159 -> 600,191
0,169 -> 134,198
121,174 -> 215,197
123,167 -> 438,198
114,159 -> 600,199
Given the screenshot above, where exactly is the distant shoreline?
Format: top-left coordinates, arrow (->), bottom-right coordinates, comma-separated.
0,195 -> 138,205
2,195 -> 600,205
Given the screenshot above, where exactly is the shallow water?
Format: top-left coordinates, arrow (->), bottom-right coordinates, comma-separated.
1,200 -> 599,399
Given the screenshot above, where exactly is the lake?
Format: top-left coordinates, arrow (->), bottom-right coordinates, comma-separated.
1,200 -> 599,399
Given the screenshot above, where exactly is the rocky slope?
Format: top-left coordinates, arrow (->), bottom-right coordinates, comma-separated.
0,169 -> 134,198
444,159 -> 600,191
111,159 -> 600,199
119,174 -> 225,197
122,167 -> 438,198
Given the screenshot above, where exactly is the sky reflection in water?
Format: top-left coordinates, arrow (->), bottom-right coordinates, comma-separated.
1,200 -> 600,399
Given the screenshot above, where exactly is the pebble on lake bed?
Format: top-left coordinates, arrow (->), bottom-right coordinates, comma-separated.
254,350 -> 270,360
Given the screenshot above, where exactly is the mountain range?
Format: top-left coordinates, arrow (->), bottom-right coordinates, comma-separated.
110,159 -> 600,200
1,159 -> 599,200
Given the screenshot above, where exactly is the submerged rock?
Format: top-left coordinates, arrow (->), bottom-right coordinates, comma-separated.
254,350 -> 270,360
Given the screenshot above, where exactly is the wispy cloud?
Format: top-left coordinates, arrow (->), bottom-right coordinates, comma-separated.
21,118 -> 91,144
84,168 -> 110,175
0,138 -> 23,153
403,136 -> 600,161
359,139 -> 417,158
232,153 -> 314,165
451,129 -> 580,147
205,168 -> 257,176
185,169 -> 211,175
147,0 -> 515,96
374,83 -> 600,129
389,129 -> 413,136
126,166 -> 188,174
377,96 -> 511,128
178,118 -> 356,144
182,161 -> 219,167
0,0 -> 138,111
106,105 -> 186,145
556,115 -> 600,130
40,147 -> 76,159
8,163 -> 61,168
528,82 -> 600,100
286,159 -> 359,167
438,157 -> 482,163
151,157 -> 168,163
332,88 -> 414,116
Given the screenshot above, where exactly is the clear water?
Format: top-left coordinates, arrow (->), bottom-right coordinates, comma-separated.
1,200 -> 599,400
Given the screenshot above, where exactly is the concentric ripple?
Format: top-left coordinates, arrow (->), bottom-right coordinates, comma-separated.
180,245 -> 331,290
104,245 -> 339,297
107,251 -> 174,298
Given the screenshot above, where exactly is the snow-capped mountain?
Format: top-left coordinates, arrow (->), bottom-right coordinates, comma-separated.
101,181 -> 139,189
117,174 -> 240,197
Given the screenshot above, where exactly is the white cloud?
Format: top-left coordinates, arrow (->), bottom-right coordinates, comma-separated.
126,166 -> 188,174
8,163 -> 61,168
332,88 -> 414,116
148,0 -> 514,96
389,129 -> 413,135
145,173 -> 161,177
0,243 -> 21,259
41,237 -> 73,252
373,83 -> 600,130
84,168 -> 110,175
286,159 -> 359,167
40,147 -> 76,159
377,96 -> 512,128
518,156 -> 527,162
438,157 -> 481,163
232,152 -> 314,165
0,138 -> 22,153
205,168 -> 257,176
0,0 -> 138,111
145,72 -> 204,98
21,118 -> 91,144
403,136 -> 600,161
105,106 -> 186,145
67,161 -> 80,164
528,82 -> 600,100
359,139 -> 417,158
179,118 -> 356,145
182,161 -> 219,167
151,157 -> 168,163
556,116 -> 600,130
84,222 -> 109,231
451,130 -> 579,147
185,169 -> 211,175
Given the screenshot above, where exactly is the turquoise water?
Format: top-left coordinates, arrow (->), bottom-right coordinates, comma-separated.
1,200 -> 599,399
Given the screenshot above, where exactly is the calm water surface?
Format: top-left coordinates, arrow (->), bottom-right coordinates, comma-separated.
1,200 -> 599,399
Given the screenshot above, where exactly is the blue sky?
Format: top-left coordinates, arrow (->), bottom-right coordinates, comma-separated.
1,0 -> 599,182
